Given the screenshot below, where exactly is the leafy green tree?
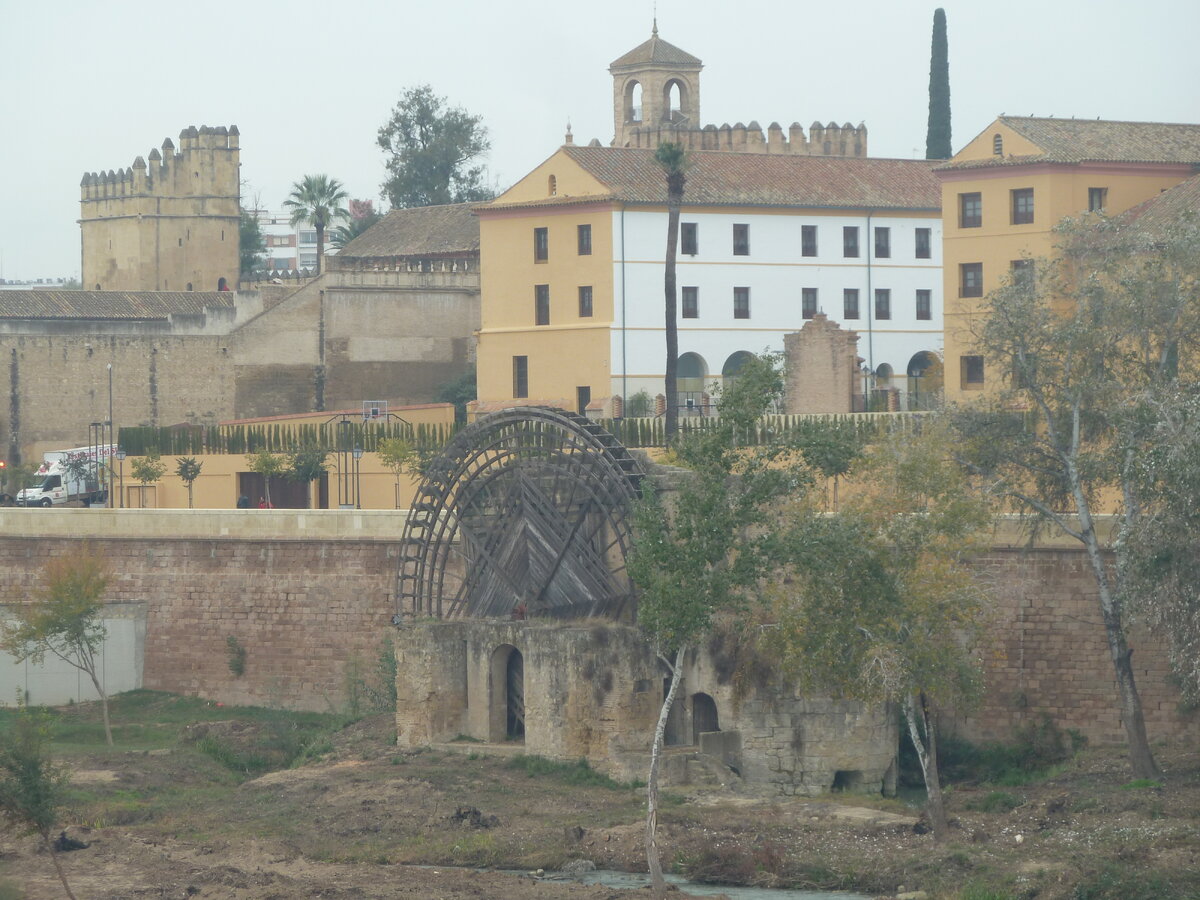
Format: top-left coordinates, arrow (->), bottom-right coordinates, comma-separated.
2,550 -> 114,746
0,703 -> 77,898
283,175 -> 350,276
246,450 -> 287,508
770,419 -> 993,840
287,449 -> 328,508
377,85 -> 493,209
925,8 -> 951,159
239,207 -> 267,277
434,364 -> 477,424
955,213 -> 1200,780
1121,390 -> 1200,703
129,451 -> 167,509
654,142 -> 687,445
377,438 -> 421,508
329,200 -> 383,250
794,419 -> 868,509
628,353 -> 801,897
175,456 -> 202,509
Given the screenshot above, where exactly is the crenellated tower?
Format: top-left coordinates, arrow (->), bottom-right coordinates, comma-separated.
80,125 -> 241,292
609,27 -> 867,158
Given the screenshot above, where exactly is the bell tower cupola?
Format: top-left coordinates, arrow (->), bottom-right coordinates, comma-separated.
609,22 -> 703,148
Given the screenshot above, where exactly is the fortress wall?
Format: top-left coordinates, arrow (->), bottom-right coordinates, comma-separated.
0,512 -> 1194,744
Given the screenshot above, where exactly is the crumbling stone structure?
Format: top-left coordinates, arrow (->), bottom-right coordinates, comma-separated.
784,314 -> 862,414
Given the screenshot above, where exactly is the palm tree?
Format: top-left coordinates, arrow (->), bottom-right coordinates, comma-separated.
283,175 -> 350,275
654,143 -> 687,444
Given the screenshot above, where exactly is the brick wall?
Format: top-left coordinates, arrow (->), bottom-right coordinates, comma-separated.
0,533 -> 399,711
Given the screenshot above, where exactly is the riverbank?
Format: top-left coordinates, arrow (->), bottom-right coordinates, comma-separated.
1,694 -> 1197,899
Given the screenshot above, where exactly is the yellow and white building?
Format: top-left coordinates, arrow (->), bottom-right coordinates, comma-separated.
935,116 -> 1200,400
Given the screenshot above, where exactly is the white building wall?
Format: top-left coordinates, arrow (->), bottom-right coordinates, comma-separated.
607,208 -> 942,400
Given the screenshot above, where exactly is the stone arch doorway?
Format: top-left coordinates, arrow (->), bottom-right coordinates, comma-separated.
721,351 -> 755,394
692,692 -> 719,744
677,351 -> 708,413
490,644 -> 525,742
906,351 -> 943,409
663,79 -> 687,122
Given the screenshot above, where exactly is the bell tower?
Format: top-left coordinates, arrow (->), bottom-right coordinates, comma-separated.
609,23 -> 702,147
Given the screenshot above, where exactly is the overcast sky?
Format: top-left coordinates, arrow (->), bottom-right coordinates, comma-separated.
2,0 -> 1198,281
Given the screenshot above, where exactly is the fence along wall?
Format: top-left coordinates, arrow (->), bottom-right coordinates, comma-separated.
0,511 -> 1195,746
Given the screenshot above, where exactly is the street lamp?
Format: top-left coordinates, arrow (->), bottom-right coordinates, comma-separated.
352,446 -> 364,509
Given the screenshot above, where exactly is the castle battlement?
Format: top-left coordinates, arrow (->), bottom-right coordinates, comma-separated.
80,124 -> 240,201
79,125 -> 240,292
619,119 -> 868,157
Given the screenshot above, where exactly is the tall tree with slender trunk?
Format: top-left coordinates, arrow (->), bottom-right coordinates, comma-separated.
283,175 -> 350,276
654,143 -> 687,444
926,8 -> 952,160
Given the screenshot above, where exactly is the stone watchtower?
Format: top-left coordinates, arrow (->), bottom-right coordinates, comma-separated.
609,27 -> 867,157
610,22 -> 703,149
79,125 -> 240,292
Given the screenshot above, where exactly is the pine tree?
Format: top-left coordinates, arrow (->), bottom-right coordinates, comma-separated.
926,9 -> 952,160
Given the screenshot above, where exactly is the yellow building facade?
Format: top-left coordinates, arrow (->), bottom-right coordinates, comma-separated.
936,117 -> 1200,400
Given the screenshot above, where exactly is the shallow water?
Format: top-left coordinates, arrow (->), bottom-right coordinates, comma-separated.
530,868 -> 869,899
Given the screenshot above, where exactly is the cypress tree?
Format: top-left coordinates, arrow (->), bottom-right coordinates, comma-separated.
926,8 -> 952,160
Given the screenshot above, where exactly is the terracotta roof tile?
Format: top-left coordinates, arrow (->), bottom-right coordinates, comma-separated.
335,203 -> 479,259
531,146 -> 941,211
1119,172 -> 1200,235
0,291 -> 235,320
937,117 -> 1200,170
610,31 -> 702,70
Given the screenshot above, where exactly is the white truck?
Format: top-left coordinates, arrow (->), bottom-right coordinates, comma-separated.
17,446 -> 113,507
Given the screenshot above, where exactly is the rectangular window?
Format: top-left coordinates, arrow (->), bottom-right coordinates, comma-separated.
733,286 -> 750,319
733,223 -> 750,256
916,289 -> 932,321
577,224 -> 592,255
576,386 -> 591,416
802,287 -> 818,319
874,227 -> 890,259
682,286 -> 698,319
960,262 -> 983,297
1011,258 -> 1034,286
534,226 -> 548,262
578,285 -> 593,317
843,288 -> 860,319
535,284 -> 550,325
680,222 -> 698,255
843,226 -> 860,258
513,356 -> 528,398
1088,187 -> 1108,212
915,227 -> 932,259
874,288 -> 891,320
959,192 -> 982,228
801,225 -> 818,257
1011,188 -> 1034,225
961,355 -> 985,388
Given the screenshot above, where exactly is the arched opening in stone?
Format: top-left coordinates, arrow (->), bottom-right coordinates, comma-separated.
489,644 -> 525,742
186,283 -> 193,292
832,769 -> 862,792
677,351 -> 708,413
721,351 -> 755,395
875,362 -> 893,389
993,133 -> 1004,156
663,79 -> 686,122
906,351 -> 943,410
625,80 -> 643,124
217,276 -> 228,291
692,692 -> 719,744
548,174 -> 557,196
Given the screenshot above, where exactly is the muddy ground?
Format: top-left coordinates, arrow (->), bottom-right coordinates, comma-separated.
2,710 -> 1198,900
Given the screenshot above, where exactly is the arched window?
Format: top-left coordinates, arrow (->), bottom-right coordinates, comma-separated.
663,80 -> 686,122
548,174 -> 557,196
186,282 -> 193,291
677,351 -> 708,412
993,133 -> 1003,156
489,644 -> 525,742
721,351 -> 755,393
625,80 -> 643,124
217,276 -> 228,291
875,363 -> 894,388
